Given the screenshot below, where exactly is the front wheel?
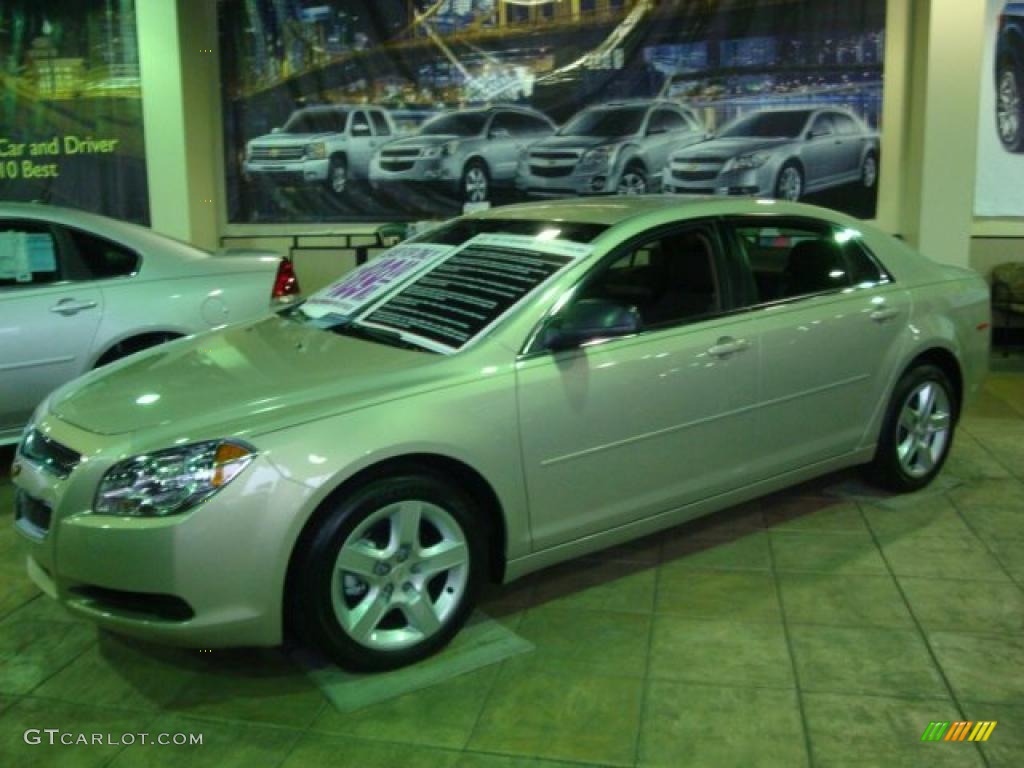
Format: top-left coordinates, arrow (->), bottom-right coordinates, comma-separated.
616,164 -> 648,196
867,364 -> 956,493
327,156 -> 348,196
294,472 -> 485,672
461,161 -> 490,203
775,162 -> 804,201
997,60 -> 1024,152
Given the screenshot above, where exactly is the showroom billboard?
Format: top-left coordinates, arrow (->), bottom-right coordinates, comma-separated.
976,0 -> 1024,216
0,0 -> 149,223
219,0 -> 886,223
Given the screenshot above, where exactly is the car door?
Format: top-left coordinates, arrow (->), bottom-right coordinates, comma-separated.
484,111 -> 528,181
801,113 -> 840,186
516,221 -> 762,549
347,110 -> 377,177
645,108 -> 699,177
0,219 -> 103,433
723,216 -> 910,473
831,112 -> 867,180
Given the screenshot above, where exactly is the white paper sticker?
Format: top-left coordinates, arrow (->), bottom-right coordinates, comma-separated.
26,234 -> 57,273
301,242 -> 454,319
0,232 -> 32,283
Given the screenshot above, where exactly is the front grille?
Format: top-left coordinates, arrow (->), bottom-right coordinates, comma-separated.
531,151 -> 581,161
530,165 -> 574,178
15,490 -> 52,534
380,149 -> 422,160
686,156 -> 729,164
250,146 -> 304,161
20,429 -> 81,478
673,169 -> 719,182
380,161 -> 416,172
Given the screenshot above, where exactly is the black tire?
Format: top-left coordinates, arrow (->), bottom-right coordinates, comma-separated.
294,471 -> 486,672
616,163 -> 648,196
996,54 -> 1024,153
461,160 -> 490,204
774,161 -> 804,201
861,151 -> 879,189
326,155 -> 348,196
867,364 -> 957,493
95,333 -> 181,368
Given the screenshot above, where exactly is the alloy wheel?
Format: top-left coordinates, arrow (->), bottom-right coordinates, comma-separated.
862,155 -> 878,188
777,166 -> 803,201
998,68 -> 1021,147
330,162 -> 348,194
896,380 -> 952,479
465,167 -> 489,202
330,500 -> 469,651
617,171 -> 647,196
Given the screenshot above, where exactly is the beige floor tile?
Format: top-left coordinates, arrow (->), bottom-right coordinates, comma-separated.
929,631 -> 1024,705
899,577 -> 1024,634
778,572 -> 914,629
656,568 -> 782,624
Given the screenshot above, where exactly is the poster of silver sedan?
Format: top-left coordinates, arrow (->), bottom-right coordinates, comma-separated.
220,0 -> 885,222
13,198 -> 989,671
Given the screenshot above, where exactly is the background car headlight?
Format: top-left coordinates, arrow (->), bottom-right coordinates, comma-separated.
305,142 -> 327,159
94,440 -> 255,518
724,153 -> 770,171
578,145 -> 615,171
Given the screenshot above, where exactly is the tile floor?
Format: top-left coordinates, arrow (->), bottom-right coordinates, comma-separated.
0,371 -> 1022,767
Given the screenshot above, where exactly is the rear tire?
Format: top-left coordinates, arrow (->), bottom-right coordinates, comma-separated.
95,333 -> 181,368
867,364 -> 957,493
861,152 -> 878,189
997,56 -> 1024,152
294,471 -> 486,672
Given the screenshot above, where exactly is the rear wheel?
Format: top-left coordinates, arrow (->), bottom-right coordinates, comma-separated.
861,152 -> 878,189
95,333 -> 181,367
997,58 -> 1024,152
294,472 -> 485,672
868,364 -> 956,492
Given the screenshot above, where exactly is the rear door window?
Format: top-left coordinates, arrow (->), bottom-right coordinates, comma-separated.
0,220 -> 61,287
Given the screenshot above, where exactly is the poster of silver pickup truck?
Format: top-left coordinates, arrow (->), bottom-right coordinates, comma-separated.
220,0 -> 885,222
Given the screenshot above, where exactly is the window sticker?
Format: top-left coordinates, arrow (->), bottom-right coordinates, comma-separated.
26,234 -> 57,273
301,242 -> 454,320
359,233 -> 593,353
0,232 -> 32,283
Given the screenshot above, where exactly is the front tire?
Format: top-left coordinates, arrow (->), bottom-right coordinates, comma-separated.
294,472 -> 485,672
616,163 -> 648,196
461,161 -> 490,204
868,364 -> 957,493
327,155 -> 348,196
775,162 -> 804,201
997,57 -> 1024,152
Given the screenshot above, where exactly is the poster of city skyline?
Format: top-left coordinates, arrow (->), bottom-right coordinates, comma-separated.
220,0 -> 887,223
0,0 -> 148,223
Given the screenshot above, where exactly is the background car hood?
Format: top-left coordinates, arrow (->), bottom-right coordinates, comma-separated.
675,137 -> 792,159
532,135 -> 623,151
250,132 -> 337,146
50,316 -> 453,438
382,134 -> 465,150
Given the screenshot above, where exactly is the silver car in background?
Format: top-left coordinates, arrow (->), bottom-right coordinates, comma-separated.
517,100 -> 705,197
369,106 -> 556,203
664,107 -> 879,201
0,203 -> 297,444
244,105 -> 396,196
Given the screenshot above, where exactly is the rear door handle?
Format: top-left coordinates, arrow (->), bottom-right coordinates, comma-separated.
870,307 -> 900,323
708,337 -> 750,358
50,299 -> 98,316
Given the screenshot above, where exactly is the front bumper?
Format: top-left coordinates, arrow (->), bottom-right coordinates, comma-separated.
662,165 -> 771,197
243,158 -> 330,184
516,165 -> 614,197
369,156 -> 460,189
11,415 -> 314,648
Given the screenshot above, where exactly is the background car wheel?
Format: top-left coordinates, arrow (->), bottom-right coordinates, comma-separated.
861,152 -> 879,189
461,161 -> 490,203
868,364 -> 957,493
94,333 -> 182,368
327,156 -> 348,196
617,164 -> 648,196
775,162 -> 804,201
294,471 -> 486,672
997,58 -> 1024,152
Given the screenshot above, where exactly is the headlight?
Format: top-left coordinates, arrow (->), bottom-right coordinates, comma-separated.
94,440 -> 255,518
306,142 -> 327,159
578,145 -> 615,171
421,145 -> 445,158
725,153 -> 770,171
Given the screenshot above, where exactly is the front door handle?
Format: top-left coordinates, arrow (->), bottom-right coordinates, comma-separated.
708,337 -> 750,358
870,307 -> 900,323
50,298 -> 98,316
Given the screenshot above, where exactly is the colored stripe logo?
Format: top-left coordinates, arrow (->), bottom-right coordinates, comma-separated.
921,721 -> 997,742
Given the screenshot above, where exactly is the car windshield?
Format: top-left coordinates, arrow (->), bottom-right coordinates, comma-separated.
282,110 -> 348,134
719,111 -> 812,139
420,113 -> 488,137
559,107 -> 647,137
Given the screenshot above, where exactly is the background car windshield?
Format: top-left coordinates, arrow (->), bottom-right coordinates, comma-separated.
559,107 -> 647,137
282,110 -> 348,133
420,113 -> 488,136
719,111 -> 811,139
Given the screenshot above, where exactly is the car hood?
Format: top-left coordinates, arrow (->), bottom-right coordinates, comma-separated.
382,134 -> 466,150
50,316 -> 454,438
674,137 -> 793,159
250,132 -> 337,146
531,135 -> 623,152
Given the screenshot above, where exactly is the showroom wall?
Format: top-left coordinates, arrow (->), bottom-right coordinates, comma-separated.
131,0 -> 1018,283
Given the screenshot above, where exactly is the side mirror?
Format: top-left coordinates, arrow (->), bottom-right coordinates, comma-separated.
541,299 -> 642,352
490,127 -> 511,139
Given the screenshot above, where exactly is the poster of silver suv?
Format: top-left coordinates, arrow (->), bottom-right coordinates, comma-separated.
220,0 -> 886,222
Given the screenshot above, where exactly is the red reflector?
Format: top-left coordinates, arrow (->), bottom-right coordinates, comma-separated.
977,322 -> 991,331
273,259 -> 300,299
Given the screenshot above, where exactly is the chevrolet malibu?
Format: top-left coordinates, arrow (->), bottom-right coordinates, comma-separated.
12,198 -> 989,671
664,107 -> 879,201
0,203 -> 299,446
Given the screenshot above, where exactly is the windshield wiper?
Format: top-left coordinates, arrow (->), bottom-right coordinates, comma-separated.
331,322 -> 436,354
